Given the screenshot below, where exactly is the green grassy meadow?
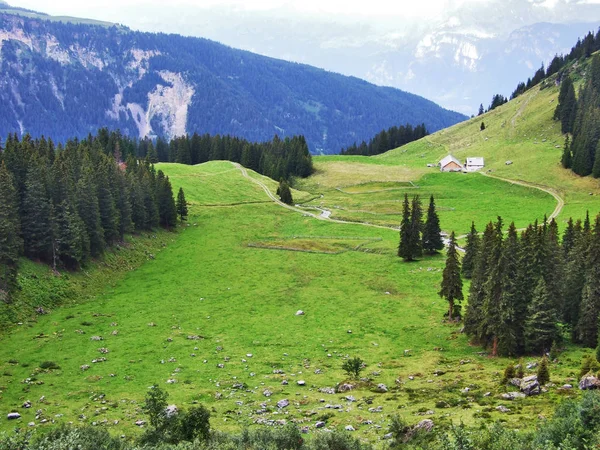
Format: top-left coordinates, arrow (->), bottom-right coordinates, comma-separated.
0,157 -> 592,446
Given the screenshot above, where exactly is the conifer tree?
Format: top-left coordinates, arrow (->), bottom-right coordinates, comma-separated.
537,356 -> 550,385
525,278 -> 559,354
480,122 -> 486,131
21,158 -> 52,260
481,217 -> 505,355
561,136 -> 572,169
176,187 -> 188,222
398,194 -> 412,261
478,104 -> 484,116
497,223 -> 521,356
423,195 -> 444,254
577,214 -> 600,347
555,75 -> 577,134
409,196 -> 423,258
52,199 -> 89,270
277,179 -> 293,205
0,162 -> 23,302
462,222 -> 480,279
464,222 -> 495,342
439,232 -> 463,320
563,220 -> 587,330
156,170 -> 177,228
76,164 -> 105,257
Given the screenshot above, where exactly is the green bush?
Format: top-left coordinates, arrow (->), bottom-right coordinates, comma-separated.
342,357 -> 365,379
39,361 -> 61,370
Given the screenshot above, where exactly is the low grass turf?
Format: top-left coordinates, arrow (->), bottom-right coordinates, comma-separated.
0,161 -> 590,447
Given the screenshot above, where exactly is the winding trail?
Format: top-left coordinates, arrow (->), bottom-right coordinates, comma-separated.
232,162 -> 565,252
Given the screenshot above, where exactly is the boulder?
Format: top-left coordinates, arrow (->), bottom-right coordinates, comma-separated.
7,413 -> 21,420
315,421 -> 326,428
165,405 -> 178,418
319,387 -> 335,394
337,383 -> 354,393
295,310 -> 305,316
579,375 -> 600,390
376,383 -> 388,393
502,392 -> 526,400
263,389 -> 272,397
297,380 -> 306,386
496,405 -> 510,413
22,401 -> 31,408
562,384 -> 573,389
520,375 -> 540,396
277,399 -> 289,409
135,420 -> 146,427
415,419 -> 434,432
508,378 -> 521,387
345,425 -> 355,431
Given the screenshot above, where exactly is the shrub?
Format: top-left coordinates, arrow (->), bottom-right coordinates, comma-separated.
501,363 -> 516,384
537,356 -> 550,385
580,354 -> 600,378
39,361 -> 61,370
516,358 -> 525,379
342,357 -> 365,379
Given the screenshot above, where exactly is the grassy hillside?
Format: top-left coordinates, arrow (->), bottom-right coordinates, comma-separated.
0,161 -> 589,446
299,80 -> 600,234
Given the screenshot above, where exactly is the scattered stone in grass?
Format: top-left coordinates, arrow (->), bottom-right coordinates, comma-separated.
28,422 -> 35,427
319,387 -> 335,394
368,406 -> 383,413
384,432 -> 393,440
345,396 -> 356,402
526,362 -> 538,370
483,392 -> 491,397
215,392 -> 222,399
187,335 -> 202,340
345,425 -> 355,431
297,380 -> 306,386
282,380 -> 288,385
216,346 -> 223,352
375,384 -> 388,393
502,392 -> 526,400
461,387 -> 470,394
90,336 -> 103,341
579,375 -> 600,390
263,390 -> 272,397
168,357 -> 176,363
277,399 -> 289,409
246,354 -> 253,358
315,369 -> 322,374
295,310 -> 305,316
315,421 -> 326,428
415,419 -> 434,432
496,405 -> 510,413
301,426 -> 309,434
135,420 -> 146,426
325,404 -> 343,410
98,348 -> 109,354
166,379 -> 177,384
166,337 -> 173,342
91,358 -> 107,363
562,384 -> 573,389
273,369 -> 284,374
347,330 -> 352,334
75,330 -> 85,334
337,383 -> 354,393
521,375 -> 541,396
80,365 -> 90,371
404,350 -> 412,357
147,322 -> 156,327
110,322 -> 117,327
217,364 -> 224,369
7,412 -> 21,420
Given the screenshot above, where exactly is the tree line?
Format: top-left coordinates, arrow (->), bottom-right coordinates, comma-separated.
398,194 -> 444,262
92,129 -> 313,182
510,27 -> 600,100
455,213 -> 600,357
476,94 -> 508,116
558,54 -> 600,177
339,123 -> 428,156
0,131 -> 181,303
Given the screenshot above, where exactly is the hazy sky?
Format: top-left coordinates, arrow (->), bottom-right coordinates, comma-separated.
15,0 -> 599,22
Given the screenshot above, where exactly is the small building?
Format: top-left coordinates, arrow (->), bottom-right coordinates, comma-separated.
465,157 -> 485,172
439,155 -> 464,172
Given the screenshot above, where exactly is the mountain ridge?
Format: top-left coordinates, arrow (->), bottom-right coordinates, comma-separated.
0,11 -> 465,154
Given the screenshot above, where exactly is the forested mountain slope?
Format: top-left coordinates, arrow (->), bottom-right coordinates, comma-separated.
0,12 -> 466,154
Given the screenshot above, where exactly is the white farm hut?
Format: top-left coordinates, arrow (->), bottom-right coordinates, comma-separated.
465,157 -> 485,172
439,155 -> 464,172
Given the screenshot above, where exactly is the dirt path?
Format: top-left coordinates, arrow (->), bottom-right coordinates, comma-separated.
480,171 -> 564,221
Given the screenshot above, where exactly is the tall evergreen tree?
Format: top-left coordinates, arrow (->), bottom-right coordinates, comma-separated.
52,199 -> 89,270
277,179 -> 293,205
577,214 -> 600,347
398,194 -> 412,261
481,217 -> 505,355
21,158 -> 52,260
525,277 -> 559,354
561,136 -> 572,169
176,187 -> 188,222
439,231 -> 463,321
555,75 -> 577,134
0,162 -> 23,302
409,195 -> 423,259
422,195 -> 444,254
462,222 -> 480,279
76,163 -> 105,257
156,170 -> 177,228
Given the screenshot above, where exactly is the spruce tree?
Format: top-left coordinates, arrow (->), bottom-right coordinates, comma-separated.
176,187 -> 189,222
525,278 -> 559,354
564,220 -> 588,334
156,171 -> 177,228
21,158 -> 53,260
439,231 -> 463,320
52,199 -> 89,270
409,195 -> 423,259
561,136 -> 572,169
577,214 -> 600,347
481,217 -> 505,355
497,223 -> 521,356
555,75 -> 577,134
398,194 -> 412,261
277,179 -> 293,205
0,162 -> 23,302
423,195 -> 444,254
462,222 -> 480,279
537,356 -> 550,385
464,222 -> 495,342
76,164 -> 105,257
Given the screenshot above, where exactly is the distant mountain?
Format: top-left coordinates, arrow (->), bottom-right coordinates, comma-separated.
0,12 -> 465,154
128,2 -> 599,115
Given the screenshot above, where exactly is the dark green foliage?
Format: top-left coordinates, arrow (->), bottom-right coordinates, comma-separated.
524,278 -> 559,354
39,360 -> 60,370
561,136 -> 572,169
142,384 -> 169,431
480,122 -> 486,131
398,194 -> 412,260
0,162 -> 22,302
277,179 -> 294,205
478,104 -> 484,116
516,358 -> 525,379
176,405 -> 211,443
52,199 -> 89,270
409,196 -> 423,259
156,171 -> 178,228
176,187 -> 188,222
461,222 -> 479,279
577,215 -> 600,347
501,363 -> 516,384
555,75 -> 577,134
581,354 -> 600,377
487,94 -> 508,112
537,356 -> 550,385
21,158 -> 52,260
342,356 -> 365,379
439,232 -> 463,321
423,195 -> 444,254
340,123 -> 428,155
